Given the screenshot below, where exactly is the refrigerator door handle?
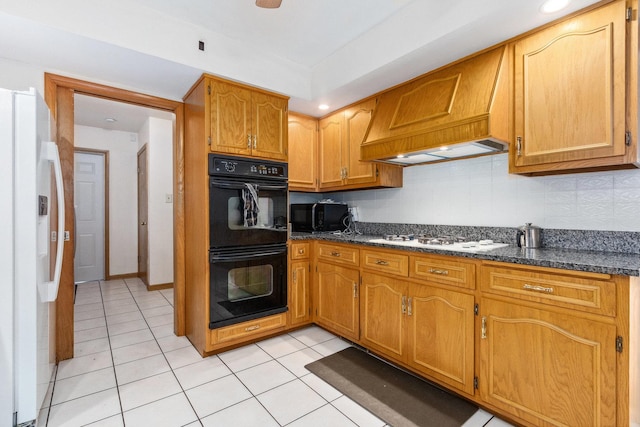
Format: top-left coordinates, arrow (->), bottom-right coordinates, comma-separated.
38,141 -> 65,302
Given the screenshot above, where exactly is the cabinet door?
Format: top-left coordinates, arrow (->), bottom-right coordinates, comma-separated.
315,261 -> 359,341
209,81 -> 252,155
318,113 -> 345,189
513,0 -> 626,169
407,284 -> 475,395
360,273 -> 406,361
252,91 -> 288,161
479,298 -> 617,426
289,260 -> 311,327
344,100 -> 377,186
288,113 -> 317,190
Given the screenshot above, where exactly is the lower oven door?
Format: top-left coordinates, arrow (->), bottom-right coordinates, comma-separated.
209,244 -> 287,329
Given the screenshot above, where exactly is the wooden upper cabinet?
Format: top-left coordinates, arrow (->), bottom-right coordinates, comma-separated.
252,91 -> 288,161
209,77 -> 288,161
511,0 -> 629,173
288,113 -> 318,191
318,111 -> 345,189
343,101 -> 379,186
317,99 -> 403,191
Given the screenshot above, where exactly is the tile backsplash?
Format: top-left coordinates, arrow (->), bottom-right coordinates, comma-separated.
291,153 -> 640,232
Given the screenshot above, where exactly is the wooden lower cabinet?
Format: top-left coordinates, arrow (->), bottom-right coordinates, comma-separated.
360,271 -> 476,396
408,284 -> 476,395
315,261 -> 360,341
479,297 -> 617,426
289,241 -> 311,327
360,273 -> 406,360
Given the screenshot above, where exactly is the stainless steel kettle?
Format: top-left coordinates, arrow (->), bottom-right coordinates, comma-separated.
516,223 -> 541,248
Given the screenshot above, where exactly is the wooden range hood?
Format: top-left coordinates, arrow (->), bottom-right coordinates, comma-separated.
361,45 -> 510,165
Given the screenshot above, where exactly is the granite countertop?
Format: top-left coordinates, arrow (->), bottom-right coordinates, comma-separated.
290,232 -> 640,277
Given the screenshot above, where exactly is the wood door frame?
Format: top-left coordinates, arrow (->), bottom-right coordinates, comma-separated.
44,73 -> 185,361
74,148 -> 109,281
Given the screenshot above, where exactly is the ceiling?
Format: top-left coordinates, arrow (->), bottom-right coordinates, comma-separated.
1,0 -> 602,130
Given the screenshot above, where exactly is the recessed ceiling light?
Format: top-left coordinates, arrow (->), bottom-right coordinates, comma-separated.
104,117 -> 117,123
318,104 -> 329,110
540,0 -> 570,13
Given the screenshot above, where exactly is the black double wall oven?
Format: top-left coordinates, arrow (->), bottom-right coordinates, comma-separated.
208,154 -> 288,329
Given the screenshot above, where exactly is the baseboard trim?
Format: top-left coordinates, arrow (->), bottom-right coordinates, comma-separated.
147,282 -> 173,291
106,272 -> 139,280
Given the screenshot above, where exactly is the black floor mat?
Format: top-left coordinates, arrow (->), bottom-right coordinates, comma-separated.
305,347 -> 478,427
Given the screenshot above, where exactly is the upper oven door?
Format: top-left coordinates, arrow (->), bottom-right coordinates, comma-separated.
210,177 -> 288,248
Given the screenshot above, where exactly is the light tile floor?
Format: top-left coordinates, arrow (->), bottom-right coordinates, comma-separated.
38,277 -> 513,427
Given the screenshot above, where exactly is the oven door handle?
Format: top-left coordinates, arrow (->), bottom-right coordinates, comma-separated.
210,179 -> 287,192
211,248 -> 287,262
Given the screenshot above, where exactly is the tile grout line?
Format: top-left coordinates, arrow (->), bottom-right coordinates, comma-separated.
99,279 -> 127,427
121,277 -> 203,425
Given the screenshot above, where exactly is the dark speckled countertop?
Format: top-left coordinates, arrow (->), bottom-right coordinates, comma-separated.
290,231 -> 640,277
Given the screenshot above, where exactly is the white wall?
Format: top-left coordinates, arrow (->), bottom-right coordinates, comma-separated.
139,117 -> 174,285
0,58 -> 45,93
331,153 -> 640,232
75,125 -> 139,276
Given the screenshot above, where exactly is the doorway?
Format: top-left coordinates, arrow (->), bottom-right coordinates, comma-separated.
137,145 -> 148,286
74,150 -> 107,283
44,74 -> 185,361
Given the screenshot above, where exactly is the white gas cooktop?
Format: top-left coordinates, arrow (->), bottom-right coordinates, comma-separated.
368,237 -> 509,254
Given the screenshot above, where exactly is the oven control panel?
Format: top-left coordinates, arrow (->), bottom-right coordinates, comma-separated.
209,154 -> 287,179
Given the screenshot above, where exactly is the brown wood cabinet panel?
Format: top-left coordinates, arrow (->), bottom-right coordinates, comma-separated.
288,113 -> 318,190
315,261 -> 360,341
318,112 -> 345,188
290,241 -> 310,260
361,248 -> 409,277
343,100 -> 378,186
408,284 -> 475,395
511,0 -> 630,173
252,91 -> 288,161
289,260 -> 311,327
209,80 -> 252,156
316,242 -> 359,267
481,263 -> 617,317
360,272 -> 406,361
410,255 -> 476,290
211,313 -> 287,345
316,99 -> 403,191
479,297 -> 617,426
209,77 -> 288,161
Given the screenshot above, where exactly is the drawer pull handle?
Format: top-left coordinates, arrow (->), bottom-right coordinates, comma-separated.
298,249 -> 305,254
375,259 -> 389,266
407,297 -> 412,316
330,251 -> 341,257
401,295 -> 407,314
429,268 -> 449,276
523,284 -> 554,294
245,325 -> 260,332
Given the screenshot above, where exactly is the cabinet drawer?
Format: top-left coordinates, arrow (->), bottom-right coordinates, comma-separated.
211,313 -> 287,345
480,264 -> 616,317
290,242 -> 310,260
410,255 -> 475,290
316,243 -> 359,267
361,249 -> 408,276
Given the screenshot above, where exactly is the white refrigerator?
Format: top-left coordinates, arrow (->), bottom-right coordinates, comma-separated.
0,88 -> 65,426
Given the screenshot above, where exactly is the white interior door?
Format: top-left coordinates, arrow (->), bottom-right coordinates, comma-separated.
74,151 -> 105,283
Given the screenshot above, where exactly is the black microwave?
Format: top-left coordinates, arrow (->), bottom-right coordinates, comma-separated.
290,203 -> 349,232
